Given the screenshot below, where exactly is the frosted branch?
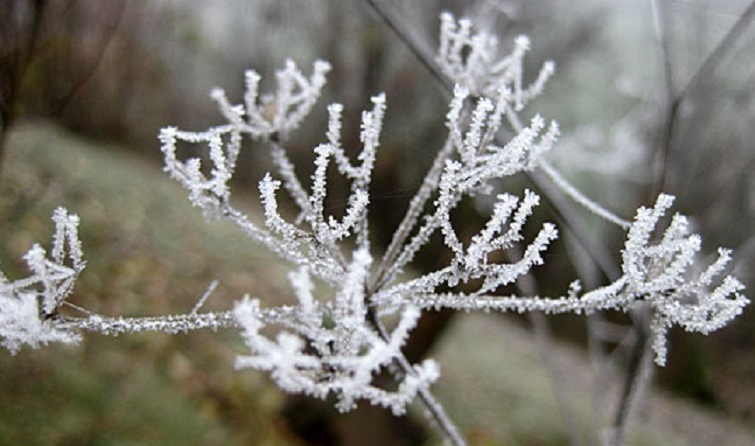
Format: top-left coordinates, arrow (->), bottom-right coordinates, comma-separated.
213,60 -> 331,138
376,194 -> 748,368
613,194 -> 749,364
437,12 -> 555,108
0,208 -> 85,353
539,160 -> 631,229
375,189 -> 558,311
233,249 -> 438,415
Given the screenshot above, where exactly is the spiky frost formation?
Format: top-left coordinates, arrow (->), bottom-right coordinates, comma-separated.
233,249 -> 439,415
0,208 -> 84,353
615,194 -> 749,365
437,12 -> 555,107
0,12 -> 748,430
151,27 -> 561,412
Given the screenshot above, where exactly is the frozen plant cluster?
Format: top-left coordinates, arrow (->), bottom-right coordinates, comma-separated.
0,12 -> 749,445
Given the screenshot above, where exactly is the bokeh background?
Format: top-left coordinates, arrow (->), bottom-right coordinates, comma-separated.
1,0 -> 754,444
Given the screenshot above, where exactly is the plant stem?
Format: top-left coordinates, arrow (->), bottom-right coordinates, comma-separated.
368,308 -> 466,446
607,306 -> 653,446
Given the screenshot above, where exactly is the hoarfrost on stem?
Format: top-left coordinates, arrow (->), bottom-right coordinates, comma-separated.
611,194 -> 749,365
233,249 -> 439,415
0,208 -> 84,353
437,11 -> 554,108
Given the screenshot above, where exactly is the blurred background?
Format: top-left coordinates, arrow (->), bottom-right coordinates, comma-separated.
1,0 -> 754,444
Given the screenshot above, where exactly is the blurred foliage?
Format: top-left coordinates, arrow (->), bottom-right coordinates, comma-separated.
1,1 -> 169,148
431,312 -> 755,446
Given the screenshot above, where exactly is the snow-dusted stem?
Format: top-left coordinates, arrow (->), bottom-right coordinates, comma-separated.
61,311 -> 238,335
61,304 -> 303,336
606,307 -> 653,446
268,138 -> 313,217
501,100 -> 630,231
369,311 -> 466,446
538,160 -> 631,230
407,358 -> 466,446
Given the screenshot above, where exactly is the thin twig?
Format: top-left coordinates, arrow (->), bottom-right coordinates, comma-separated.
606,306 -> 653,446
51,0 -> 128,116
652,0 -> 755,194
676,0 -> 755,103
564,231 -> 607,446
511,246 -> 584,446
538,160 -> 631,229
368,308 -> 466,446
363,0 -> 453,97
62,311 -> 238,335
651,0 -> 680,197
191,280 -> 218,314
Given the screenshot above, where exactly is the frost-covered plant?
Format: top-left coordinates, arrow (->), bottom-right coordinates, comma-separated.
437,12 -> 554,107
0,208 -> 84,353
0,12 -> 748,446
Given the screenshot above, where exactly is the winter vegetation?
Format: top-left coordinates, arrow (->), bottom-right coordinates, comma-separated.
1,7 -> 752,446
